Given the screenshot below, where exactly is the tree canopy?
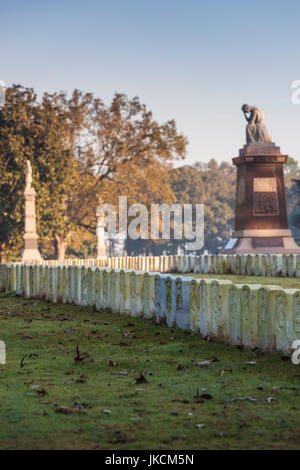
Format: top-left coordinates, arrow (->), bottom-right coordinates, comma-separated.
1,85 -> 300,260
0,85 -> 186,260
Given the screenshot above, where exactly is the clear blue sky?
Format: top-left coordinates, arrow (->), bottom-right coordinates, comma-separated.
1,0 -> 300,165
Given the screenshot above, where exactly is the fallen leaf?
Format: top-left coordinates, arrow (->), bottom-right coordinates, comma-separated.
74,345 -> 94,363
200,393 -> 213,400
74,345 -> 85,363
76,374 -> 88,384
109,360 -> 119,367
55,406 -> 87,415
135,372 -> 148,385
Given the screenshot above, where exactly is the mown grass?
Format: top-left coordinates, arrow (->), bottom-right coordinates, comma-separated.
0,293 -> 300,450
178,273 -> 300,289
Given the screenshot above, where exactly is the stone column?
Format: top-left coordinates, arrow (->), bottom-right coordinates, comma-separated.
21,161 -> 42,262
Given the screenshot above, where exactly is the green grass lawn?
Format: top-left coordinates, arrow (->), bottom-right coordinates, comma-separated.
177,273 -> 300,289
1,293 -> 300,450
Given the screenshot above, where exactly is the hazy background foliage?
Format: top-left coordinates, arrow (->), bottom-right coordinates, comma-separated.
0,85 -> 299,261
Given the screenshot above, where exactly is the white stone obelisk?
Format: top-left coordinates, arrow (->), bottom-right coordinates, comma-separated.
21,161 -> 42,262
96,216 -> 108,259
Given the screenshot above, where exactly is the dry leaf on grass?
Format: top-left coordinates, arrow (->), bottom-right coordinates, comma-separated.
135,372 -> 148,385
109,360 -> 119,367
74,345 -> 94,363
55,406 -> 87,415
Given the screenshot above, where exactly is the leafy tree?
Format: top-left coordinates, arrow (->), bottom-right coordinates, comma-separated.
170,160 -> 235,253
0,86 -> 37,261
0,86 -> 94,260
0,86 -> 187,260
64,93 -> 187,258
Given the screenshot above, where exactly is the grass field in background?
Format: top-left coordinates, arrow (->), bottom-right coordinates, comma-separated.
178,273 -> 300,289
0,293 -> 300,450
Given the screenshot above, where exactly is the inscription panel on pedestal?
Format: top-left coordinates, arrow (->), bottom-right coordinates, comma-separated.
253,237 -> 284,248
253,177 -> 279,216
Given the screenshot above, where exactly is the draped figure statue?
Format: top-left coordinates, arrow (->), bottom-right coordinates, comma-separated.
241,104 -> 272,145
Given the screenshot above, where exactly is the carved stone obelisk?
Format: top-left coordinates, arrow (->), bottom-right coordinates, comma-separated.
222,105 -> 300,254
96,203 -> 108,259
96,222 -> 108,258
21,161 -> 42,262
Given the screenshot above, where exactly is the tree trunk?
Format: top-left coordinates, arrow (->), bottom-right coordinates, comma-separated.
0,242 -> 6,263
54,234 -> 68,261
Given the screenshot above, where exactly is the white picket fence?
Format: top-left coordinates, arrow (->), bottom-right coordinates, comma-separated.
29,253 -> 300,278
1,262 -> 300,353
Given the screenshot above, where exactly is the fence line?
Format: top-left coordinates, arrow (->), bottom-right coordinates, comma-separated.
21,254 -> 300,278
1,262 -> 300,353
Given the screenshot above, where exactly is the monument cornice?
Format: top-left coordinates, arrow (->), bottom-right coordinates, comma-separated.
233,154 -> 288,166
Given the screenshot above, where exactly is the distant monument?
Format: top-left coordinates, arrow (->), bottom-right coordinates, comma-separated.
21,161 -> 42,262
222,105 -> 300,254
96,200 -> 108,259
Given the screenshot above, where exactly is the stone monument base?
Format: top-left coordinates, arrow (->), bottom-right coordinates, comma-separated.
221,142 -> 300,255
21,234 -> 42,262
222,229 -> 300,254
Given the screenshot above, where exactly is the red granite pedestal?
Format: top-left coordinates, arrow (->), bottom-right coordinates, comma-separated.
221,143 -> 300,254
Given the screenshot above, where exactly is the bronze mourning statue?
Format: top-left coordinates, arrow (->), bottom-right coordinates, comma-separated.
241,104 -> 272,145
220,104 -> 300,254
